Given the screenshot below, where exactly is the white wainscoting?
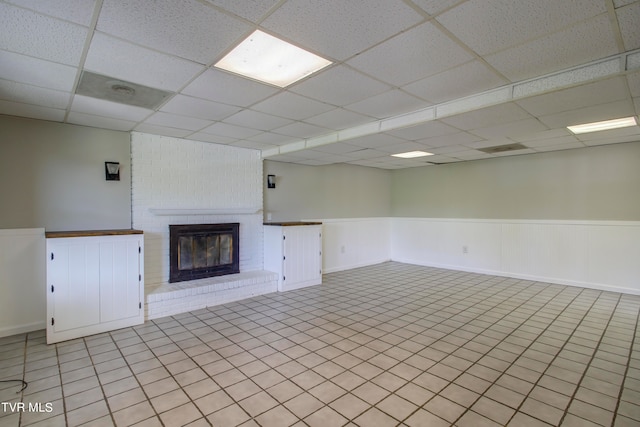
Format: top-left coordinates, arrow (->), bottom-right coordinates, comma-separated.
317,218 -> 391,273
391,218 -> 640,295
0,228 -> 46,337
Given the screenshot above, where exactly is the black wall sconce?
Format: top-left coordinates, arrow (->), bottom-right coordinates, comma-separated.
105,161 -> 120,181
267,174 -> 276,189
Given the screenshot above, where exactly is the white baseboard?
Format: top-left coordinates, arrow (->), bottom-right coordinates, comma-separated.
323,258 -> 392,274
0,321 -> 46,338
392,257 -> 640,296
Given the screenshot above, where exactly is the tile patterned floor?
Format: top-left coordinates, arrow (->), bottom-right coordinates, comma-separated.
1,262 -> 639,427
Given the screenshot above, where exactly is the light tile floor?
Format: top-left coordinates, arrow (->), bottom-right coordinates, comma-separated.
1,262 -> 639,427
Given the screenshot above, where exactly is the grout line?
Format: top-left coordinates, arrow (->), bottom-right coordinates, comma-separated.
608,297 -> 640,426
503,289 -> 613,426
4,263 -> 640,427
555,293 -> 623,426
407,280 -> 573,425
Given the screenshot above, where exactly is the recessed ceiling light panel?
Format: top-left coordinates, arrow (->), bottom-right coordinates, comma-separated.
567,117 -> 637,134
214,30 -> 332,87
391,151 -> 434,158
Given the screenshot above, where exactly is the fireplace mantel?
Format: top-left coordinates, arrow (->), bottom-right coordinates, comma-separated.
149,208 -> 261,216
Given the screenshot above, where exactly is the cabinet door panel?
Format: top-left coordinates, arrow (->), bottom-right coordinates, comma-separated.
283,227 -> 321,284
50,241 -> 100,332
100,238 -> 141,322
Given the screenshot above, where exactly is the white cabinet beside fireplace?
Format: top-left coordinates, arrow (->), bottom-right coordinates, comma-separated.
264,223 -> 322,292
45,230 -> 144,344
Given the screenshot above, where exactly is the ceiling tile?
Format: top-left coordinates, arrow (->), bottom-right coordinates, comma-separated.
627,71 -> 640,97
411,0 -> 466,16
484,14 -> 618,81
421,154 -> 458,163
71,94 -> 151,121
463,138 -> 515,149
375,163 -> 410,170
134,124 -> 192,138
345,159 -> 384,167
85,33 -> 204,91
511,128 -> 574,142
470,118 -> 548,140
143,111 -> 213,131
261,0 -> 423,61
0,79 -> 70,109
403,60 -> 506,103
307,152 -> 360,163
614,0 -> 636,7
291,65 -> 390,107
386,120 -> 461,141
523,136 -> 581,148
581,134 -> 640,146
516,77 -> 630,117
187,131 -> 237,144
0,2 -> 88,65
1,0 -> 638,170
5,0 -> 97,25
203,0 -> 281,22
347,133 -> 409,149
348,22 -> 473,87
97,0 -> 250,64
450,150 -> 493,160
295,159 -> 338,166
417,131 -> 484,147
297,150 -> 340,160
252,92 -> 334,121
309,143 -> 365,155
304,108 -> 371,130
230,140 -> 276,151
161,94 -> 240,121
67,111 -> 136,131
0,51 -> 77,91
375,141 -> 429,154
441,103 -> 533,130
427,144 -> 470,154
539,99 -> 636,128
616,1 -> 640,51
223,110 -> 293,131
346,89 -> 428,119
437,0 -> 606,56
346,149 -> 389,160
0,99 -> 65,122
182,69 -> 278,107
531,142 -> 586,152
266,152 -> 311,162
271,122 -> 329,139
245,132 -> 298,146
201,122 -> 263,139
493,148 -> 536,157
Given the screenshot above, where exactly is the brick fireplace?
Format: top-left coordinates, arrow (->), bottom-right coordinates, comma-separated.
132,133 -> 277,320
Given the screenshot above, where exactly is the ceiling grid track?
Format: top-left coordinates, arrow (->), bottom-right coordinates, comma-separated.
263,49 -> 640,159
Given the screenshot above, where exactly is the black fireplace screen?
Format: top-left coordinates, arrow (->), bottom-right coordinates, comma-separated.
169,223 -> 239,283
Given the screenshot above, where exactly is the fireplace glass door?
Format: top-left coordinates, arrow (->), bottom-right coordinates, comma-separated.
170,223 -> 239,282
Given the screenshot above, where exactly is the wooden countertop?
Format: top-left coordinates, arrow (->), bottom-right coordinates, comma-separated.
45,229 -> 144,238
263,222 -> 322,226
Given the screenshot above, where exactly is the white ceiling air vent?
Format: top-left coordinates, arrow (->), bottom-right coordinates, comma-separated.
76,71 -> 173,109
478,143 -> 527,154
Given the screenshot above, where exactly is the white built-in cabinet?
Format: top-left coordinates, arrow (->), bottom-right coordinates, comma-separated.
45,230 -> 144,344
264,222 -> 322,292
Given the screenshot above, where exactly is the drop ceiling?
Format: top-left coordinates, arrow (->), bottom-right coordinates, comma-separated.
0,0 -> 639,169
